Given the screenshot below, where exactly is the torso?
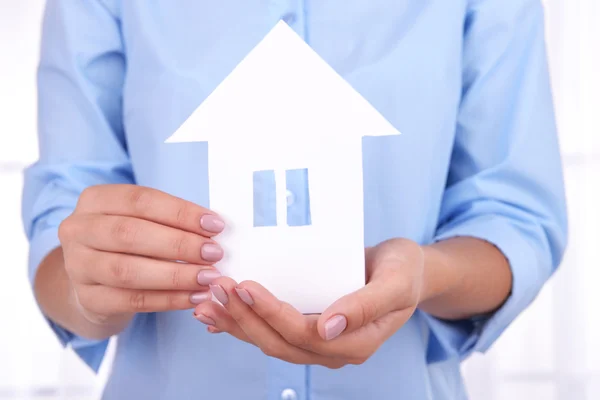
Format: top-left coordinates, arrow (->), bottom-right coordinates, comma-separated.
103,1 -> 468,398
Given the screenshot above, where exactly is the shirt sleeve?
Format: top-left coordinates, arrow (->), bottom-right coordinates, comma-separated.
422,0 -> 568,363
21,0 -> 132,372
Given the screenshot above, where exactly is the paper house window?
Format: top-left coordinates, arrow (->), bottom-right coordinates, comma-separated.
253,168 -> 311,227
286,168 -> 311,227
253,170 -> 277,227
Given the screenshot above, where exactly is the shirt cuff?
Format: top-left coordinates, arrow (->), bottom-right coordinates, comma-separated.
29,226 -> 108,371
423,215 -> 543,363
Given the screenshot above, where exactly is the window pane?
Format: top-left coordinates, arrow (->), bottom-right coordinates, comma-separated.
286,168 -> 311,227
253,170 -> 277,227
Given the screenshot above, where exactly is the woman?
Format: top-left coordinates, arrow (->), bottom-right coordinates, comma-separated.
23,1 -> 567,399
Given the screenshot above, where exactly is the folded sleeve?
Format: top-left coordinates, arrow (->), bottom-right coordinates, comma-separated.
423,0 -> 568,363
21,0 -> 133,371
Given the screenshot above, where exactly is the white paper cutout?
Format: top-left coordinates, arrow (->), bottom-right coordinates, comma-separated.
166,20 -> 401,313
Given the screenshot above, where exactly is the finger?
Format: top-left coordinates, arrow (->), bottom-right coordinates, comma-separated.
232,281 -> 393,364
324,308 -> 415,364
73,214 -> 223,264
194,301 -> 253,344
210,277 -> 337,366
234,281 -> 320,349
84,249 -> 222,290
76,285 -> 211,315
77,184 -> 225,237
318,249 -> 420,340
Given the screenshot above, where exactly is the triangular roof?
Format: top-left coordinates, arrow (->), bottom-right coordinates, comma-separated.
166,20 -> 400,144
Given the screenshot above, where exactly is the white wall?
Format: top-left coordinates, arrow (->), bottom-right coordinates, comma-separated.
0,1 -> 598,399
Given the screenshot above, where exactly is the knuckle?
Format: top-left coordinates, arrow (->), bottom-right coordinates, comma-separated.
170,234 -> 191,260
165,293 -> 181,310
108,257 -> 138,287
63,248 -> 86,280
58,217 -> 77,243
111,218 -> 139,247
127,187 -> 153,214
175,202 -> 191,226
74,288 -> 93,310
129,291 -> 147,311
77,186 -> 100,208
358,298 -> 379,326
73,286 -> 113,323
76,289 -> 106,318
261,342 -> 284,359
170,267 -> 182,289
286,322 -> 312,348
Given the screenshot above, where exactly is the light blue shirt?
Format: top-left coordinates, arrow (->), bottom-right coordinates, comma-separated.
22,1 -> 567,399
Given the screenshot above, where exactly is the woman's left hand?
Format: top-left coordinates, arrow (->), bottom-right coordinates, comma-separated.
193,238 -> 425,368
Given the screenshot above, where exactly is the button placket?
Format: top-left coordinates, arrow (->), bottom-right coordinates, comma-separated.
267,357 -> 307,400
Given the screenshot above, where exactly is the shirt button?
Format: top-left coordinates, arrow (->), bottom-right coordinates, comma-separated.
286,189 -> 295,206
280,388 -> 297,400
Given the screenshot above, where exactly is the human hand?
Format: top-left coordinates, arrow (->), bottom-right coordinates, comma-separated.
58,184 -> 224,327
194,238 -> 424,368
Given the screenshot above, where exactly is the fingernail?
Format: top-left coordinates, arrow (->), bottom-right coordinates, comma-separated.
201,243 -> 223,262
324,315 -> 348,341
200,214 -> 225,233
194,312 -> 215,326
235,287 -> 254,306
197,269 -> 221,285
189,291 -> 212,304
210,284 -> 228,305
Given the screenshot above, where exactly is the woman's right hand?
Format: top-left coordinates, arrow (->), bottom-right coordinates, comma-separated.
57,184 -> 225,327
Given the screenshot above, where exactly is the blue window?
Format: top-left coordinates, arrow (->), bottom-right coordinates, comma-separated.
253,170 -> 277,227
286,168 -> 311,227
252,168 -> 311,227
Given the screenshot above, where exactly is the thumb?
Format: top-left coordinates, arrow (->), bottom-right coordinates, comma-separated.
317,240 -> 424,341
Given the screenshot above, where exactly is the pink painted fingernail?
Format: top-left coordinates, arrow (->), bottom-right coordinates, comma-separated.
201,243 -> 223,262
324,315 -> 348,341
235,287 -> 254,306
189,291 -> 212,304
194,312 -> 215,326
197,269 -> 221,285
210,284 -> 228,305
200,214 -> 225,233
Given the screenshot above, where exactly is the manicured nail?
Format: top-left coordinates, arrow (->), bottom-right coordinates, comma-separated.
210,284 -> 228,305
200,214 -> 225,233
235,287 -> 254,306
197,269 -> 221,285
189,291 -> 212,304
194,312 -> 215,326
201,243 -> 223,262
324,315 -> 348,341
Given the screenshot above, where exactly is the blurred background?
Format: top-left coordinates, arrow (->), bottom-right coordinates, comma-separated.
0,1 -> 598,399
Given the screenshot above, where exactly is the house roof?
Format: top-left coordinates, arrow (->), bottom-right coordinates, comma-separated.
165,20 -> 400,144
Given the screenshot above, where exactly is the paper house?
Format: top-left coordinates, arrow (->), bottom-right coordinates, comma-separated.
166,20 -> 400,313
